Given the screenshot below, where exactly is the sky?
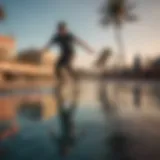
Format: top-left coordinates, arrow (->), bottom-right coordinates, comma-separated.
0,0 -> 160,67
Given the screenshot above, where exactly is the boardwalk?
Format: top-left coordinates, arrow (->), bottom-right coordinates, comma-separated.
0,61 -> 53,76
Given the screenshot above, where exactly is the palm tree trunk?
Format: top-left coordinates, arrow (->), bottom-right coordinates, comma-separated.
114,24 -> 125,69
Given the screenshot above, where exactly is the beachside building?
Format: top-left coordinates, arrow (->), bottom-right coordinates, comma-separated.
16,48 -> 55,78
0,35 -> 16,61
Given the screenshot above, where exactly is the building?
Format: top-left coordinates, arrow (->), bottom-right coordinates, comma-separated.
42,51 -> 56,66
0,35 -> 16,81
16,48 -> 55,78
17,49 -> 42,65
0,35 -> 16,61
17,48 -> 55,66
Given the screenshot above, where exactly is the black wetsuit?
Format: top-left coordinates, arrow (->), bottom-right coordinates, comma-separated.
52,33 -> 75,66
51,33 -> 76,78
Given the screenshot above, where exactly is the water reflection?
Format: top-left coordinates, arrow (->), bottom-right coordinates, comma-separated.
0,81 -> 160,160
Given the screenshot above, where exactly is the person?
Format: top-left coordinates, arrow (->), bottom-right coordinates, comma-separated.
43,21 -> 94,83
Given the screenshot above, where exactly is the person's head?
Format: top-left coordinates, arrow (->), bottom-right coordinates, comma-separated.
57,21 -> 68,35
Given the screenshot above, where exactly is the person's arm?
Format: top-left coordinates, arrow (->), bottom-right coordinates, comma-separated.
42,35 -> 56,52
75,36 -> 95,54
43,41 -> 52,51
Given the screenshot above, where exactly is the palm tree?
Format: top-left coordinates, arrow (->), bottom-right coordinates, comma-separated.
0,5 -> 5,21
100,0 -> 137,68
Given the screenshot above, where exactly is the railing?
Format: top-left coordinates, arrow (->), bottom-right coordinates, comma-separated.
0,61 -> 53,76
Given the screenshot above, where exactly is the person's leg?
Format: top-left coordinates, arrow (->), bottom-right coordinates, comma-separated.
55,62 -> 63,81
54,57 -> 66,98
55,56 -> 66,84
65,60 -> 80,99
66,64 -> 77,81
65,54 -> 77,82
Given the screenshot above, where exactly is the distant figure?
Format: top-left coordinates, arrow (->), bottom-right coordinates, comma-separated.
133,54 -> 141,74
43,21 -> 94,83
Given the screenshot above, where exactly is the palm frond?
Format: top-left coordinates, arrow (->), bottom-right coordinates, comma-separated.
95,48 -> 112,67
125,1 -> 137,11
99,0 -> 137,25
100,16 -> 111,26
0,5 -> 5,20
125,14 -> 137,22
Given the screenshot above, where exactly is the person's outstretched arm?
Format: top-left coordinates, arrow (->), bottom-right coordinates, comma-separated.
42,40 -> 53,52
43,41 -> 52,51
42,35 -> 56,52
75,37 -> 95,54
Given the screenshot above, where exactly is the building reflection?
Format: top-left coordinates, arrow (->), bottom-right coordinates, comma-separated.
41,93 -> 57,120
0,95 -> 18,140
18,93 -> 57,121
18,102 -> 42,121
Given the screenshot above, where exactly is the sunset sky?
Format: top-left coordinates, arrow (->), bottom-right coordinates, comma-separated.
0,0 -> 160,66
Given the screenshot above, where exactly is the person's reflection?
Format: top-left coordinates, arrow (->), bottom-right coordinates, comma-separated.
107,131 -> 131,160
18,95 -> 42,121
52,84 -> 78,157
133,85 -> 141,108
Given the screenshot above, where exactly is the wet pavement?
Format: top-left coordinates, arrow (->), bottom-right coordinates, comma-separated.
0,80 -> 160,160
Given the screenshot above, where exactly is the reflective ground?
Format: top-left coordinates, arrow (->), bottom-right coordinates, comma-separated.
1,80 -> 160,160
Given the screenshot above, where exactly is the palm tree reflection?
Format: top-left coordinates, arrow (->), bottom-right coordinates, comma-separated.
97,77 -> 132,159
98,83 -> 132,160
99,81 -> 112,112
